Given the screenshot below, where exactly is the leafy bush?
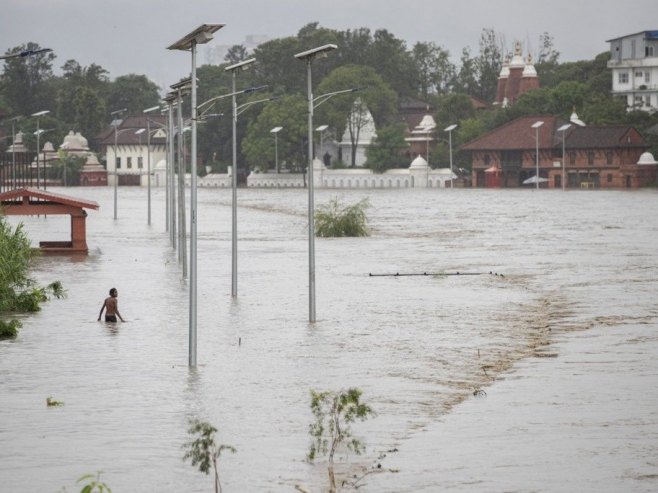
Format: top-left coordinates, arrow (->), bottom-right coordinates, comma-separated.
0,216 -> 66,327
76,471 -> 111,493
0,319 -> 21,339
315,197 -> 370,237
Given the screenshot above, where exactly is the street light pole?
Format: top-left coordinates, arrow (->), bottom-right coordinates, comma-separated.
315,124 -> 328,165
168,23 -> 224,367
144,105 -> 160,225
110,108 -> 127,219
531,121 -> 544,190
31,110 -> 49,189
271,126 -> 283,173
5,116 -> 21,189
444,124 -> 457,189
295,44 -> 338,323
171,84 -> 190,271
225,58 -> 256,298
557,123 -> 572,191
162,94 -> 176,238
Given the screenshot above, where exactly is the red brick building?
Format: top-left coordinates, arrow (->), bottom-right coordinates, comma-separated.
462,115 -> 656,189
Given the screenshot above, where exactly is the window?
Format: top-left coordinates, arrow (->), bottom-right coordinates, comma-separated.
127,157 -> 132,169
138,157 -> 143,169
647,46 -> 655,57
646,72 -> 651,83
606,152 -> 613,165
607,174 -> 613,183
635,71 -> 644,78
569,152 -> 576,165
618,72 -> 629,84
587,152 -> 594,165
116,157 -> 121,169
484,154 -> 490,166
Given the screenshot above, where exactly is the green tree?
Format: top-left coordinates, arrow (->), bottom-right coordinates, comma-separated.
536,32 -> 560,65
106,74 -> 160,115
434,93 -> 477,131
61,60 -> 109,93
1,42 -> 56,115
51,149 -> 86,186
316,64 -> 397,166
365,123 -> 409,172
474,28 -> 504,102
224,44 -> 249,64
0,215 -> 65,337
369,29 -> 416,97
452,47 -> 479,96
183,418 -> 236,493
73,87 -> 107,138
252,23 -> 339,95
335,27 -> 373,67
242,94 -> 308,171
411,41 -> 455,98
307,388 -> 376,493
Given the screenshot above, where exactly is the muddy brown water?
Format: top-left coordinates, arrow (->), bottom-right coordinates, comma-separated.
1,186 -> 656,492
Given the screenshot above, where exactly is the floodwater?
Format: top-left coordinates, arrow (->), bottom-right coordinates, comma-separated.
1,186 -> 657,492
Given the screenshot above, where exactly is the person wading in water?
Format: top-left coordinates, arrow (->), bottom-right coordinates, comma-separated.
98,288 -> 125,323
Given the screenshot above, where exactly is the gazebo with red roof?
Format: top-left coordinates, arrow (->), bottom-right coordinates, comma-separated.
0,188 -> 99,253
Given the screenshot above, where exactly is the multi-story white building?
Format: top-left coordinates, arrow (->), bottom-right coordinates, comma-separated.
607,30 -> 658,112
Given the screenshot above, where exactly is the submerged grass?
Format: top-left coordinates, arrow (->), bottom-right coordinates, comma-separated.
315,197 -> 370,238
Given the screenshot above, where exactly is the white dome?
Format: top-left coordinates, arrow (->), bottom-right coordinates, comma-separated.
86,154 -> 101,165
637,152 -> 658,165
61,131 -> 79,150
499,56 -> 510,78
522,54 -> 537,77
570,111 -> 586,127
418,114 -> 436,129
509,41 -> 525,68
75,131 -> 89,150
409,154 -> 429,169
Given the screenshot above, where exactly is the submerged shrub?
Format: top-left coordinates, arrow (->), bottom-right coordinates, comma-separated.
0,215 -> 66,325
0,319 -> 22,339
315,197 -> 370,237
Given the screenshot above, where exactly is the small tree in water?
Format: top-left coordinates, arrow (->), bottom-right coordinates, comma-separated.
308,388 -> 376,492
183,418 -> 236,493
315,197 -> 370,237
0,216 -> 66,338
76,471 -> 111,492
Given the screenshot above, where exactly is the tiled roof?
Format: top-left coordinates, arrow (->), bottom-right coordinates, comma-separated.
565,126 -> 646,149
0,187 -> 99,210
461,115 -> 566,151
96,115 -> 167,146
461,116 -> 647,152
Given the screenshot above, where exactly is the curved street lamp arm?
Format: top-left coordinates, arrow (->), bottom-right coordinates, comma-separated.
313,87 -> 362,110
236,96 -> 280,117
197,85 -> 268,116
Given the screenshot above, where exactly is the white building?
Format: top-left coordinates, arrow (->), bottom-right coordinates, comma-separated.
339,98 -> 377,167
98,115 -> 167,186
607,30 -> 658,112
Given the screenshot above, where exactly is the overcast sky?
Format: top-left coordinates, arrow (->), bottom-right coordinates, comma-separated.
1,0 -> 655,93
